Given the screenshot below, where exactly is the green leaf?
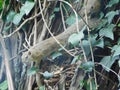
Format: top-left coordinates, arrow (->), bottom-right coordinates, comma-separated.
39,85 -> 45,90
12,12 -> 24,25
90,35 -> 98,46
20,1 -> 35,15
27,66 -> 39,76
6,11 -> 16,23
118,23 -> 120,27
112,45 -> 120,57
66,14 -> 80,26
99,24 -> 115,40
43,71 -> 54,79
75,0 -> 80,3
54,7 -> 60,12
105,11 -> 119,24
81,35 -> 97,56
0,0 -> 3,10
95,38 -> 104,48
81,61 -> 94,72
106,0 -> 119,8
50,14 -> 55,20
91,79 -> 97,90
84,78 -> 97,90
117,38 -> 120,45
82,40 -> 90,56
97,19 -> 108,30
99,12 -> 104,19
0,80 -> 8,90
79,80 -> 84,88
71,56 -> 79,64
118,60 -> 120,67
100,56 -> 116,72
68,31 -> 84,46
51,52 -> 62,59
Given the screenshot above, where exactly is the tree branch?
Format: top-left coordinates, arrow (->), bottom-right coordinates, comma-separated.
22,17 -> 101,63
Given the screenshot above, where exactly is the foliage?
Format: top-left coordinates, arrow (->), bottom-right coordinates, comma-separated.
51,52 -> 62,59
80,61 -> 94,72
0,80 -> 8,90
68,0 -> 120,73
39,85 -> 45,90
83,78 -> 96,90
27,66 -> 39,76
68,31 -> 84,46
67,0 -> 120,88
0,0 -> 120,90
42,71 -> 54,79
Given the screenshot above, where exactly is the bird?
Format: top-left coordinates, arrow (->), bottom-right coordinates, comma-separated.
89,0 -> 102,18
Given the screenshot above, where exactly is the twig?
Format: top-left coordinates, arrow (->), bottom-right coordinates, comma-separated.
0,34 -> 14,90
60,2 -> 67,31
3,10 -> 41,38
58,0 -> 79,33
84,0 -> 97,89
96,62 -> 120,82
33,3 -> 37,45
39,0 -> 75,57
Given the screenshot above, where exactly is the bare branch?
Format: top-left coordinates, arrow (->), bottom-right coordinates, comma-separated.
22,17 -> 101,63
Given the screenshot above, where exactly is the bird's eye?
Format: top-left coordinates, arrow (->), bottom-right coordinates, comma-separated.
91,6 -> 94,9
28,51 -> 31,55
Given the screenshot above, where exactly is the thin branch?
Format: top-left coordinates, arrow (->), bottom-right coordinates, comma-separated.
96,62 -> 120,81
84,0 -> 98,89
3,11 -> 41,38
58,0 -> 79,33
39,0 -> 75,57
33,3 -> 37,45
60,2 -> 67,31
0,34 -> 14,90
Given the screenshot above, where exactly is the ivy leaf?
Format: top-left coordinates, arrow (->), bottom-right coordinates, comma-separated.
20,1 -> 35,15
118,60 -> 120,67
105,11 -> 119,24
0,80 -> 8,90
12,12 -> 24,25
82,40 -> 90,56
118,23 -> 120,27
81,35 -> 97,56
117,38 -> 120,45
51,52 -> 62,59
68,31 -> 84,46
54,7 -> 60,12
99,24 -> 115,40
100,56 -> 116,72
75,0 -> 80,3
27,66 -> 39,76
84,78 -> 96,90
97,19 -> 108,30
112,45 -> 120,57
91,79 -> 97,90
50,14 -> 55,20
66,14 -> 80,26
95,38 -> 104,48
39,85 -> 45,90
71,56 -> 79,64
81,61 -> 94,72
6,11 -> 16,23
106,0 -> 119,8
43,71 -> 54,79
